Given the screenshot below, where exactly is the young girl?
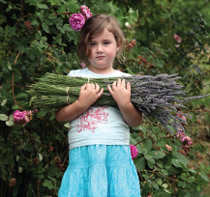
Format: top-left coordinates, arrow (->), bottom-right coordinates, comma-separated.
56,14 -> 142,197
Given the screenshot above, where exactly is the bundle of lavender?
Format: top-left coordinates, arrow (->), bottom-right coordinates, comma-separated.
28,72 -> 207,133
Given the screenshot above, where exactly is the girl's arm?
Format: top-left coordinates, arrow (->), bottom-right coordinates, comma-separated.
55,83 -> 103,122
107,79 -> 142,127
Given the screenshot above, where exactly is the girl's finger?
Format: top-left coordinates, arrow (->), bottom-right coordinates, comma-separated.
107,85 -> 113,94
95,83 -> 100,92
97,88 -> 104,97
112,81 -> 117,89
127,82 -> 131,91
117,78 -> 121,86
121,79 -> 125,87
90,83 -> 95,88
86,83 -> 91,89
81,84 -> 87,90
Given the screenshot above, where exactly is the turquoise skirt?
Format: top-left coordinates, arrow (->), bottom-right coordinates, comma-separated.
58,145 -> 141,197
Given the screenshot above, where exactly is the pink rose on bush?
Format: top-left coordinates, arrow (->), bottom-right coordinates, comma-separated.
80,62 -> 86,68
80,5 -> 92,19
13,109 -> 37,124
130,145 -> 138,159
69,13 -> 85,31
177,112 -> 187,126
13,110 -> 28,123
174,34 -> 181,43
177,131 -> 193,145
165,144 -> 172,152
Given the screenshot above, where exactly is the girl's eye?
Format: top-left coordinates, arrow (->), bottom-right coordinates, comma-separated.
90,42 -> 96,46
104,41 -> 110,45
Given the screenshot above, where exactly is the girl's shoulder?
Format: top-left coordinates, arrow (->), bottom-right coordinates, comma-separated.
114,70 -> 131,77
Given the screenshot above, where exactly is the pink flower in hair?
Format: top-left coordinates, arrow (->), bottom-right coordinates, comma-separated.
80,5 -> 92,19
130,145 -> 138,159
69,13 -> 86,31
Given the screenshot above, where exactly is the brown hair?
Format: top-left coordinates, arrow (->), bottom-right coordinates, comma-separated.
77,14 -> 125,65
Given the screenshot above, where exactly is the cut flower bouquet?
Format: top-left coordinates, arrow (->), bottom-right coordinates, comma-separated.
27,72 -> 208,133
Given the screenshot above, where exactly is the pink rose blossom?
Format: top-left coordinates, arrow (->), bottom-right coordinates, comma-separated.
177,131 -> 193,145
80,5 -> 92,19
69,13 -> 86,31
13,110 -> 28,123
80,62 -> 86,68
185,136 -> 193,145
174,34 -> 182,43
165,144 -> 172,152
177,112 -> 187,125
13,109 -> 37,124
130,145 -> 138,159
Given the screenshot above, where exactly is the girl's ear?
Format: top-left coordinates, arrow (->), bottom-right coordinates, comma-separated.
116,44 -> 120,52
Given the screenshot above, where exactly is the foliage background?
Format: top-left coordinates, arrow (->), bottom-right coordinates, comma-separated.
0,0 -> 210,196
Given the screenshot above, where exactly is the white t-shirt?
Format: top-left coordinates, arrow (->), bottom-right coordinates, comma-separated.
67,68 -> 131,150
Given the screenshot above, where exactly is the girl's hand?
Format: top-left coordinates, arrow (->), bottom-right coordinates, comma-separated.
107,78 -> 142,127
107,79 -> 131,107
78,83 -> 104,109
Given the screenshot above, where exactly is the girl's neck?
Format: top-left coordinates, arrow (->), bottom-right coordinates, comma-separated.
87,66 -> 116,75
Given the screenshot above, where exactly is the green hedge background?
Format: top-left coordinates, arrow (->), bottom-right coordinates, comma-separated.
0,0 -> 210,196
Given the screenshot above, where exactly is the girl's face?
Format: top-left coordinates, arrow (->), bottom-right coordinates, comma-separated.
88,28 -> 120,74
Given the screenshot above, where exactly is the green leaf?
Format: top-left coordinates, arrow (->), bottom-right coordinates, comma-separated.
198,172 -> 209,182
37,3 -> 48,9
7,61 -> 12,71
63,24 -> 72,32
64,122 -> 70,128
172,159 -> 182,168
162,183 -> 168,189
176,153 -> 189,167
57,5 -> 66,15
181,173 -> 187,180
18,167 -> 23,173
42,23 -> 49,33
37,111 -> 47,118
157,178 -> 163,185
1,99 -> 7,106
187,176 -> 195,183
153,182 -> 159,189
147,158 -> 155,168
161,169 -> 168,176
142,139 -> 152,152
16,93 -> 28,100
67,0 -> 79,12
0,114 -> 8,121
38,153 -> 43,161
43,179 -> 54,190
36,12 -> 43,22
6,116 -> 14,126
134,157 -> 145,170
150,151 -> 166,159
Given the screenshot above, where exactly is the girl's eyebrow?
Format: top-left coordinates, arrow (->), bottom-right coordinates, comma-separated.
90,39 -> 112,42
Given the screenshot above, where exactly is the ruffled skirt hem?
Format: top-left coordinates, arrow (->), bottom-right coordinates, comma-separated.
58,145 -> 141,197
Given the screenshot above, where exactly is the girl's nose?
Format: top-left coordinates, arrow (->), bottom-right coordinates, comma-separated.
96,44 -> 103,52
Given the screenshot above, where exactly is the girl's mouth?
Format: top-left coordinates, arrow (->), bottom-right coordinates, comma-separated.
96,56 -> 105,59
